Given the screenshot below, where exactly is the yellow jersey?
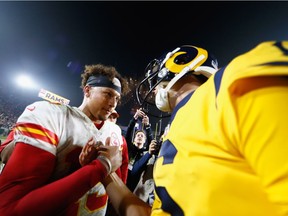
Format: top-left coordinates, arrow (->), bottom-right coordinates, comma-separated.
152,41 -> 288,216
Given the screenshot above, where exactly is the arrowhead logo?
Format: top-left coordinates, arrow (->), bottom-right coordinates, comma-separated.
26,106 -> 36,111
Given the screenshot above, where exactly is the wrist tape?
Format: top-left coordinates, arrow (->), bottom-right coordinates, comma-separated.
97,155 -> 112,175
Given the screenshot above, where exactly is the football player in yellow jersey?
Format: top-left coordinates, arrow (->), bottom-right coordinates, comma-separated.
100,41 -> 288,216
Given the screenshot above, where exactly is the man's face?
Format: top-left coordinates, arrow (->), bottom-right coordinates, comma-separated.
134,131 -> 146,149
86,86 -> 121,122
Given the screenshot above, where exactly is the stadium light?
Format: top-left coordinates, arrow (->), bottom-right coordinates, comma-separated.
15,74 -> 39,90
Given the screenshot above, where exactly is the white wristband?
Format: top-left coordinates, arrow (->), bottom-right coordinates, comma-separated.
97,155 -> 112,175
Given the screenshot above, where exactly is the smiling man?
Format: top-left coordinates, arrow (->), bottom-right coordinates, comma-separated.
0,64 -> 129,216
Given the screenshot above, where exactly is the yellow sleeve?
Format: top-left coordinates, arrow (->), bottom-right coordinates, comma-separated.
235,76 -> 288,214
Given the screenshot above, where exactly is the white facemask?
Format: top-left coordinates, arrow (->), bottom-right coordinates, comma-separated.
155,87 -> 172,112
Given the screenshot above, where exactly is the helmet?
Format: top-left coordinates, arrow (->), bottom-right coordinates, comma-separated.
136,45 -> 218,117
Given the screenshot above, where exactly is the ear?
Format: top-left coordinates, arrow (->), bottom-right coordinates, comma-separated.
83,86 -> 90,97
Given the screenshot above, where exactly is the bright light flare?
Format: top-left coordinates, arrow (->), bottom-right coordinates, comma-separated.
15,74 -> 38,89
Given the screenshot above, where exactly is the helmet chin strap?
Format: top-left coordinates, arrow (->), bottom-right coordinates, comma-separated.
194,66 -> 218,77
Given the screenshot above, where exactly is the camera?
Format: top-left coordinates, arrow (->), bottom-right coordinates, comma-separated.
153,139 -> 162,155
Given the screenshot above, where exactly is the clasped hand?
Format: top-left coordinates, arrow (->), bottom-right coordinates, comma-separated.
79,137 -> 122,173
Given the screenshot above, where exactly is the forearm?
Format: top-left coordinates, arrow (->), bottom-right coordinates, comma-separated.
130,152 -> 151,176
103,172 -> 151,216
125,118 -> 136,143
0,129 -> 15,163
144,126 -> 153,144
0,143 -> 108,215
0,141 -> 15,163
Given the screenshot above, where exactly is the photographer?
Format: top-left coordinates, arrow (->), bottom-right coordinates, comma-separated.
125,109 -> 154,191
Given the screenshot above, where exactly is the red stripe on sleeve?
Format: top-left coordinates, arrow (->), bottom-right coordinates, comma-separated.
15,122 -> 59,146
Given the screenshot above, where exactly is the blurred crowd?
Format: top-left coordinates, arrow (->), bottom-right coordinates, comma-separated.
0,90 -> 32,136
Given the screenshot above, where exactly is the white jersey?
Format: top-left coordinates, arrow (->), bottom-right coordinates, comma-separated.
12,100 -> 123,216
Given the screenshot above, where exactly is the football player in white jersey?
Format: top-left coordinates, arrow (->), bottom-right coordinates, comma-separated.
0,64 -> 129,216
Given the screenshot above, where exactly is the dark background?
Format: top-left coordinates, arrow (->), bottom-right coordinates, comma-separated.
0,1 -> 287,127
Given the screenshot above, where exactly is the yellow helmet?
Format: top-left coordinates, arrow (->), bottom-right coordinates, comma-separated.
136,45 -> 218,117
